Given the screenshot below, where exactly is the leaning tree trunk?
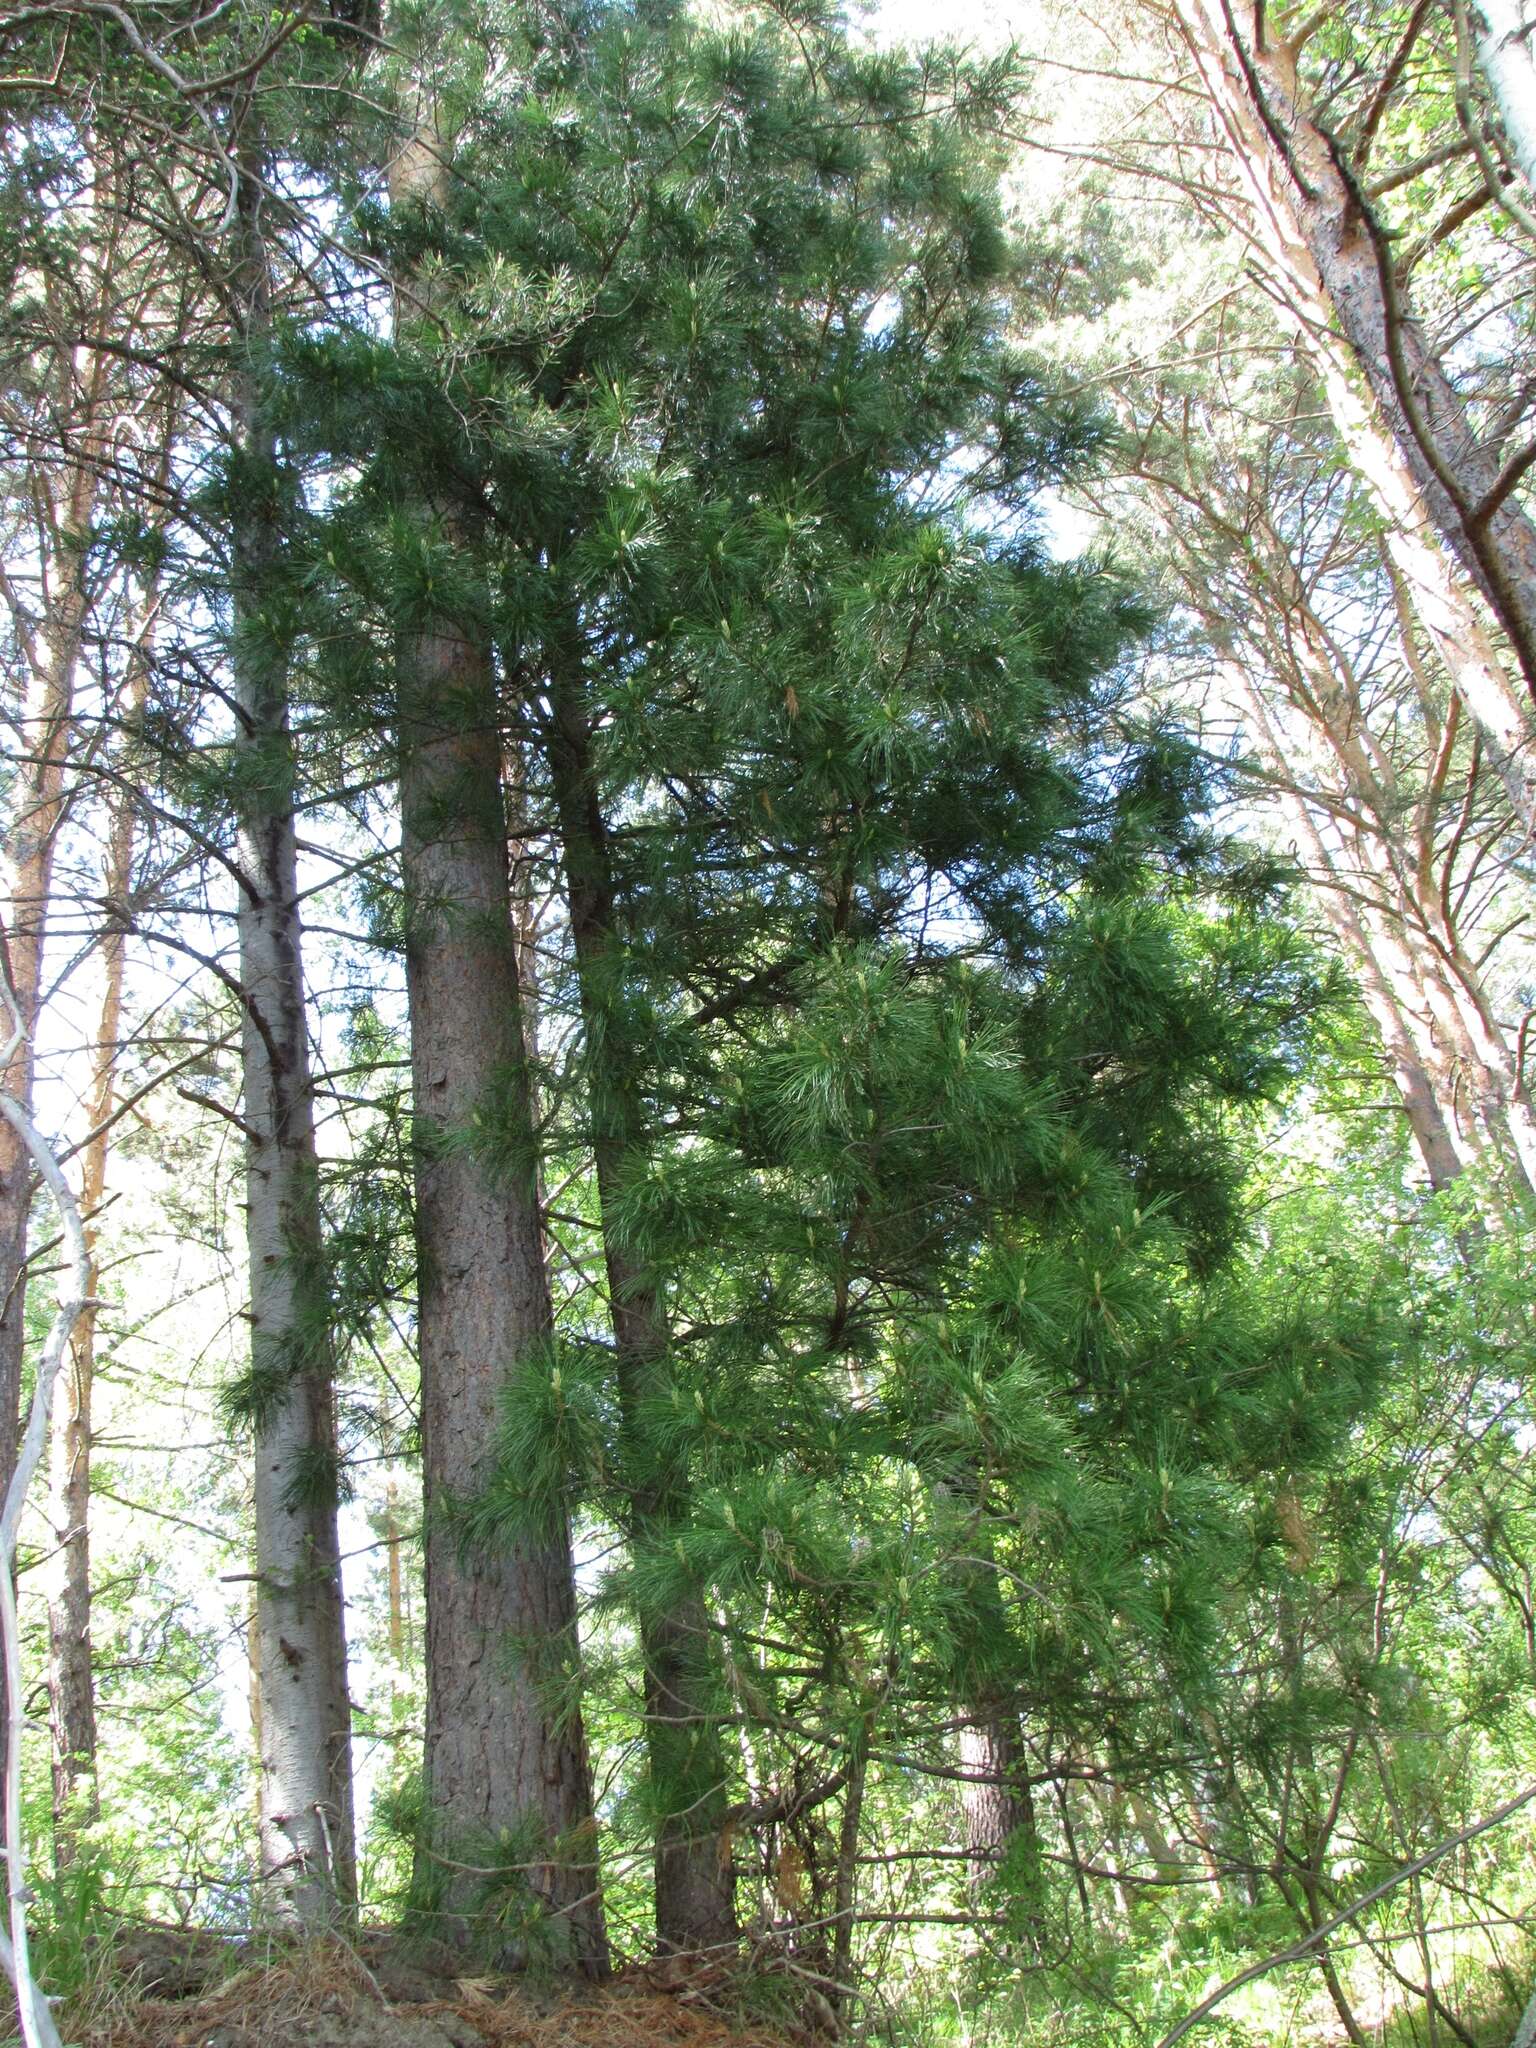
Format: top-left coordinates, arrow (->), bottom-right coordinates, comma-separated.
1173,0 -> 1536,817
1206,640 -> 1473,1192
387,82 -> 607,1979
545,666 -> 737,1959
1160,494 -> 1527,1194
1178,0 -> 1536,698
229,164 -> 356,1926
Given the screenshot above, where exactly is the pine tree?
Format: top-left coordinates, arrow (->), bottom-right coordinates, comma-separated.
293,0 -> 1382,1964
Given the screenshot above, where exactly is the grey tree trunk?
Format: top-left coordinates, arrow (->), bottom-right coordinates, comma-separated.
545,669 -> 737,1960
230,168 -> 356,1927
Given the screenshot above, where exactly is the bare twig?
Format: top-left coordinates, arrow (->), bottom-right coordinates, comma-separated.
1155,1782 -> 1536,2047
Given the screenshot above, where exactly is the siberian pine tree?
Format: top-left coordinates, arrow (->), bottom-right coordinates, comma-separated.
319,7 -> 611,1967
288,0 -> 1391,1964
8,1 -> 1526,2034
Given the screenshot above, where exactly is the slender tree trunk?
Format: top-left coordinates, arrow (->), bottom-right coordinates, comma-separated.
1177,0 -> 1536,703
44,436 -> 170,1864
545,668 -> 737,1959
1227,665 -> 1471,1188
1170,511 -> 1515,1191
385,1474 -> 405,1667
0,449 -> 99,1508
387,83 -> 607,1978
249,1589 -> 264,1845
1177,1775 -> 1226,1889
1172,0 -> 1536,817
1125,1787 -> 1185,1885
830,1707 -> 873,2008
1092,1779 -> 1134,1928
0,329 -> 110,1864
42,770 -> 135,1862
0,132 -> 135,1527
229,166 -> 356,1927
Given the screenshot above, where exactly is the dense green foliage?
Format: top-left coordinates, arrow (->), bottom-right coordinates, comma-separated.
1,0 -> 1535,2040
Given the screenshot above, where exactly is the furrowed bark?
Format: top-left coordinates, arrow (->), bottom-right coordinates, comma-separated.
395,607 -> 606,1970
229,161 -> 356,1927
545,667 -> 737,1959
388,78 -> 607,1977
957,1709 -> 1038,1895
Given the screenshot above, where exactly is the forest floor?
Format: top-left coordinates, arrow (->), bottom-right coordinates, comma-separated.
72,1933 -> 800,2048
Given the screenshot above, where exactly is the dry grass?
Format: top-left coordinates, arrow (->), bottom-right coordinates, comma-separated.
63,1938 -> 801,2048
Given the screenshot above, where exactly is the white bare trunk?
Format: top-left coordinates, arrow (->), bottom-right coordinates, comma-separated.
230,169 -> 355,1927
1473,0 -> 1536,196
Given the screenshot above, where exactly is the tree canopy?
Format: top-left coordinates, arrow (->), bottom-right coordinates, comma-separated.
0,0 -> 1534,2044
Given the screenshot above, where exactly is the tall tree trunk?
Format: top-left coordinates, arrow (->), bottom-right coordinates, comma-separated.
387,81 -> 607,1980
395,603 -> 606,1970
385,1474 -> 406,1668
0,317 -> 111,1862
42,753 -> 137,1862
0,430 -> 101,1509
0,132 -> 135,1521
545,669 -> 737,1959
229,165 -> 356,1927
1173,0 -> 1536,813
44,431 -> 170,1864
